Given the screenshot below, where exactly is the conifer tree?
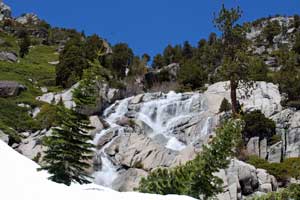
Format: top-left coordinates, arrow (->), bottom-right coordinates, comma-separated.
40,102 -> 94,186
214,5 -> 250,116
19,32 -> 31,58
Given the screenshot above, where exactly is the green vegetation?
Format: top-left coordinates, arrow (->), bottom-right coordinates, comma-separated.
251,184 -> 300,200
242,110 -> 276,143
219,98 -> 232,113
40,103 -> 94,186
19,31 -> 31,58
138,119 -> 242,199
246,156 -> 300,184
262,20 -> 281,45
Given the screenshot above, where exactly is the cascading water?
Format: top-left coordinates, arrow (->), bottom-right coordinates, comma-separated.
93,91 -> 209,187
93,97 -> 132,187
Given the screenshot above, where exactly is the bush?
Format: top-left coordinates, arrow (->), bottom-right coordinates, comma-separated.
219,98 -> 232,113
246,156 -> 300,184
251,184 -> 300,200
242,110 -> 276,143
35,104 -> 59,129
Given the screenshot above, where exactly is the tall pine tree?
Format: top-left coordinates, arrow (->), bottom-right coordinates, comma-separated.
214,5 -> 250,116
40,102 -> 94,186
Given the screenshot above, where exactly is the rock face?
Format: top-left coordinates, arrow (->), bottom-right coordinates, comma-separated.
15,13 -> 40,25
37,83 -> 124,115
0,51 -> 17,62
0,1 -> 11,21
216,159 -> 277,200
205,81 -> 282,117
0,81 -> 26,97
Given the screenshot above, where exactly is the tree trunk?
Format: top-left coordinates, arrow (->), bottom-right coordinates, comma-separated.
230,79 -> 238,116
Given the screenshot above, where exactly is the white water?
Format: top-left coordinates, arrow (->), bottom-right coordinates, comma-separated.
93,91 -> 207,186
93,98 -> 132,187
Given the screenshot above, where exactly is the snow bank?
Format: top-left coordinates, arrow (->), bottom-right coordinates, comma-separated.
0,140 -> 195,200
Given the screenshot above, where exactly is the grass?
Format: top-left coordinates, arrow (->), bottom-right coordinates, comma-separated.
0,37 -> 62,138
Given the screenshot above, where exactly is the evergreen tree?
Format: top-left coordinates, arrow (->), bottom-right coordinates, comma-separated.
152,54 -> 165,69
56,36 -> 88,88
138,119 -> 242,199
182,41 -> 193,59
214,5 -> 250,116
19,32 -> 31,58
40,103 -> 94,186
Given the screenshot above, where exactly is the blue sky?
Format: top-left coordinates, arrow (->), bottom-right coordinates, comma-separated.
4,0 -> 300,58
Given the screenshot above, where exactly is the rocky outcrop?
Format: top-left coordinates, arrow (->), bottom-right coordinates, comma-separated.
105,132 -> 178,170
0,81 -> 26,97
36,83 -> 124,115
16,13 -> 40,25
0,1 -> 11,21
205,81 -> 282,117
216,159 -> 277,200
0,51 -> 17,62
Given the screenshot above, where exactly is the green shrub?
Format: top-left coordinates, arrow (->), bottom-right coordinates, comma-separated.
242,110 -> 276,143
246,156 -> 300,184
251,184 -> 300,200
219,98 -> 232,113
35,104 -> 59,129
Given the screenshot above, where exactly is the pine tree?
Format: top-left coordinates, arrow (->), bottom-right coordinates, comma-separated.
138,119 -> 242,199
214,5 -> 251,116
40,103 -> 94,186
19,33 -> 31,58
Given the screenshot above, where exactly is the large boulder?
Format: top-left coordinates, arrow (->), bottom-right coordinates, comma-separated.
204,81 -> 282,117
0,81 -> 26,97
0,51 -> 17,62
105,132 -> 178,170
216,159 -> 277,199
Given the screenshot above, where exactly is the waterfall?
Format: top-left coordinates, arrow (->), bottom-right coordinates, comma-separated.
93,91 -> 209,187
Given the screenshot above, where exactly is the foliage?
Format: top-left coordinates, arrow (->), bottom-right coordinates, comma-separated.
19,32 -> 31,58
246,156 -> 300,184
219,98 -> 232,113
152,54 -> 165,69
251,184 -> 300,200
56,36 -> 88,88
214,4 -> 250,115
104,43 -> 134,78
248,56 -> 269,81
242,110 -> 276,143
40,104 -> 94,186
273,49 -> 300,102
262,20 -> 281,45
35,104 -> 59,130
138,120 -> 242,199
